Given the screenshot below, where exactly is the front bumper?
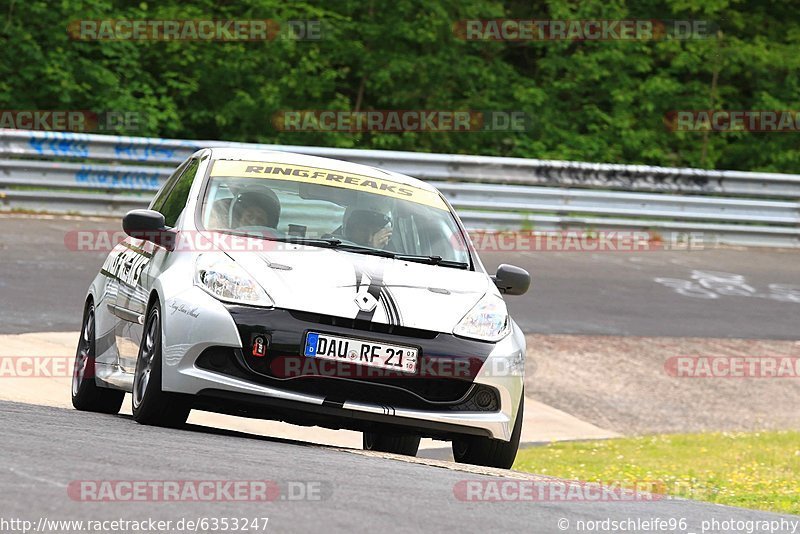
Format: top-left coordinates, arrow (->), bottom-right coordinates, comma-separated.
160,287 -> 525,441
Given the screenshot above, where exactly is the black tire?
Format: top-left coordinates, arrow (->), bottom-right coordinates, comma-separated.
132,301 -> 190,428
363,431 -> 421,456
72,301 -> 125,414
452,394 -> 524,469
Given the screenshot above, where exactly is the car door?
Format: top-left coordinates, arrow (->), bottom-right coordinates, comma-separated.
113,157 -> 200,373
93,158 -> 191,371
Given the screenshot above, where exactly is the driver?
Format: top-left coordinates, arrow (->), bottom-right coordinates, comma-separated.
344,208 -> 392,249
230,189 -> 281,229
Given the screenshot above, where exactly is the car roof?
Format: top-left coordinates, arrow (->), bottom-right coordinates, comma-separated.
205,147 -> 438,192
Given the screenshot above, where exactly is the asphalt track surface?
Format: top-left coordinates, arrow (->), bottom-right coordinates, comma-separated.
1,400 -> 796,534
1,215 -> 798,338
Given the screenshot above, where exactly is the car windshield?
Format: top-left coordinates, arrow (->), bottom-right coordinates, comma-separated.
198,159 -> 471,266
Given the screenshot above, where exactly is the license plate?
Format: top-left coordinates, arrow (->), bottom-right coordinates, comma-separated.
304,332 -> 418,373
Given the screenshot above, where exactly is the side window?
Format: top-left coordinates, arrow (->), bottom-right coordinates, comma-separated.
159,159 -> 200,227
150,160 -> 189,212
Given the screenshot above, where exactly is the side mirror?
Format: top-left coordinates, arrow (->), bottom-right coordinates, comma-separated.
492,264 -> 530,296
122,210 -> 174,250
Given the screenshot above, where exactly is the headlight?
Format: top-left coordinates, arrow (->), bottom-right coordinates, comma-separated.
453,293 -> 511,342
194,254 -> 273,306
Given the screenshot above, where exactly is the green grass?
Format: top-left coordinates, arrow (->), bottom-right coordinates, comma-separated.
513,431 -> 800,515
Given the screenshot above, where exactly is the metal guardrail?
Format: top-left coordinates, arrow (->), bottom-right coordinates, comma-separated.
0,129 -> 798,248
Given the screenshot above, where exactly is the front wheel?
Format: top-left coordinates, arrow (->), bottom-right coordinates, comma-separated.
132,302 -> 190,428
452,394 -> 524,469
363,431 -> 420,456
71,301 -> 124,414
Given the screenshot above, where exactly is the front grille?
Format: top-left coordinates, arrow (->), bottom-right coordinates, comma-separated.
196,346 -> 499,412
221,306 -> 497,408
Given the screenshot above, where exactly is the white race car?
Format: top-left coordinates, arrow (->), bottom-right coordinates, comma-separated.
71,149 -> 530,468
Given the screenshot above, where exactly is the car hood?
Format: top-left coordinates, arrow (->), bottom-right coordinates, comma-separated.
226,244 -> 493,334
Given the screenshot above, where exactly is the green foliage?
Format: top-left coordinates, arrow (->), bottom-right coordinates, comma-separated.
0,0 -> 797,171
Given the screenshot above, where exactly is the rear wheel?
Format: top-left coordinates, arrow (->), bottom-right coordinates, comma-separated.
71,302 -> 125,414
363,431 -> 421,456
132,302 -> 190,428
452,394 -> 524,469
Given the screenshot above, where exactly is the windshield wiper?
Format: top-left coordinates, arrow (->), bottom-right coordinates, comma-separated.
393,254 -> 470,269
331,243 -> 396,258
264,237 -> 343,248
260,237 -> 468,268
258,237 -> 391,257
